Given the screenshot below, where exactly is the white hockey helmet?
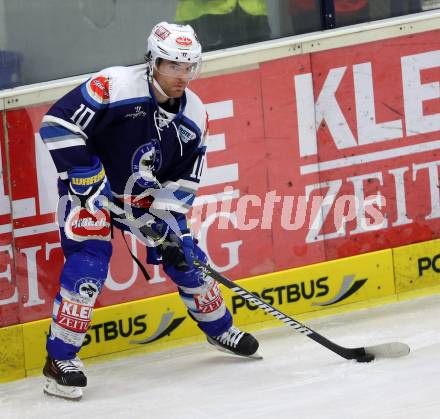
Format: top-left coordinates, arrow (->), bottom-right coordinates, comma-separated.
146,21 -> 202,80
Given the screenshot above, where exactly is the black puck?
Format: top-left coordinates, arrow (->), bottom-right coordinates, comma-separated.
356,353 -> 375,363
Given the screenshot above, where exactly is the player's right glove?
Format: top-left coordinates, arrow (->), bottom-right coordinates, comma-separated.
67,156 -> 112,212
64,156 -> 113,242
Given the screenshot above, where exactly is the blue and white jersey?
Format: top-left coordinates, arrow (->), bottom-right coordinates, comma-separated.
39,65 -> 208,215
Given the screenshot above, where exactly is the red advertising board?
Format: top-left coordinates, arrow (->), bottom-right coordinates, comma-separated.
0,29 -> 439,326
260,29 -> 440,268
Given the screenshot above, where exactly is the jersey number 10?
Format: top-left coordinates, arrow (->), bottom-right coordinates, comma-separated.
190,154 -> 205,181
71,104 -> 96,130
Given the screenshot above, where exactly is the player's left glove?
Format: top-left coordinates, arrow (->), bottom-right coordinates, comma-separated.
162,238 -> 208,289
162,228 -> 195,269
144,214 -> 208,289
145,214 -> 195,270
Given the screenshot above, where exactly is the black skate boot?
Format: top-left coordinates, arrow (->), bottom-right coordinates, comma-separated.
43,357 -> 87,400
207,326 -> 262,359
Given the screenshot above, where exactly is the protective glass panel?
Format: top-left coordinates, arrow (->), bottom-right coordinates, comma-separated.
287,1 -> 323,35
0,0 -> 180,88
0,0 -> 438,89
335,0 -> 440,28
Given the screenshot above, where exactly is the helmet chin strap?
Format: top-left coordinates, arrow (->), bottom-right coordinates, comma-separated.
148,71 -> 177,100
152,76 -> 171,99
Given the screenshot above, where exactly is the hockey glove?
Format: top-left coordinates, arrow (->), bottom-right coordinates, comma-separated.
68,156 -> 112,213
163,241 -> 208,289
162,229 -> 195,270
147,215 -> 195,270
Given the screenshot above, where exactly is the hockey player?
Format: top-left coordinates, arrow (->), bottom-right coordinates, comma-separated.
39,21 -> 259,401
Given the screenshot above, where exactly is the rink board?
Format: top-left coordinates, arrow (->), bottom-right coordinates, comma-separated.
0,247 -> 396,382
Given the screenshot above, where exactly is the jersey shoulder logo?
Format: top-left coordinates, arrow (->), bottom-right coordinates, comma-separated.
86,76 -> 110,104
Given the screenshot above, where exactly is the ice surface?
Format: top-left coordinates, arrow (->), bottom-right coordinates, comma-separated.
1,295 -> 439,419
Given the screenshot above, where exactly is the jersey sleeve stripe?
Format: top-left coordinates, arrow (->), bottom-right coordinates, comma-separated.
151,198 -> 192,214
45,138 -> 86,151
40,125 -> 83,142
42,115 -> 88,139
172,189 -> 195,202
162,179 -> 199,193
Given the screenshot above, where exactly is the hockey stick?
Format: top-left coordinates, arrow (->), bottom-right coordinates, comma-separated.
197,261 -> 409,362
106,201 -> 410,362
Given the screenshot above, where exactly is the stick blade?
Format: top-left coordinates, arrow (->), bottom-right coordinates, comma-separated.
364,342 -> 410,359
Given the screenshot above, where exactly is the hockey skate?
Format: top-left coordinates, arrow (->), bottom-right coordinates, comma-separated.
207,326 -> 262,360
43,357 -> 87,400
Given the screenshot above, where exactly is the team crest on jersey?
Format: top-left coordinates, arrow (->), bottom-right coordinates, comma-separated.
87,76 -> 110,104
131,141 -> 162,187
179,125 -> 197,143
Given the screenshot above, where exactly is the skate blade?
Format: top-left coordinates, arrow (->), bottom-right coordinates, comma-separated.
207,340 -> 263,360
243,351 -> 263,360
44,378 -> 83,401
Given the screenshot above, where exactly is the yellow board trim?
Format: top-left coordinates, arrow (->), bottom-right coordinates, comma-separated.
0,324 -> 25,383
393,238 -> 440,293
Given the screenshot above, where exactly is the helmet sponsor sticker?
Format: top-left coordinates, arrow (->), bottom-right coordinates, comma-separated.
176,36 -> 192,47
154,25 -> 171,40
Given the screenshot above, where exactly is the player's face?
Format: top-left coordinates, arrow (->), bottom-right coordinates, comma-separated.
154,60 -> 194,98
